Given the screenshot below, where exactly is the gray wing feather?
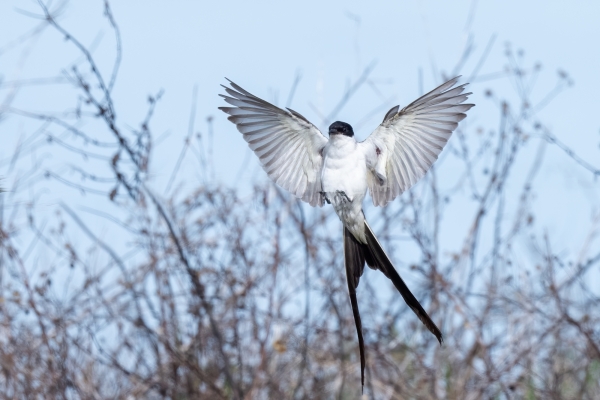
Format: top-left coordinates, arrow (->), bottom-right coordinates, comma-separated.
361,76 -> 474,206
220,80 -> 328,206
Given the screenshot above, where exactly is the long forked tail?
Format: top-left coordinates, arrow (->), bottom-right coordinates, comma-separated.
343,221 -> 443,388
363,221 -> 443,342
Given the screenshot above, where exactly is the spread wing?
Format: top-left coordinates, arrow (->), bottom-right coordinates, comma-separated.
219,79 -> 328,206
360,76 -> 474,207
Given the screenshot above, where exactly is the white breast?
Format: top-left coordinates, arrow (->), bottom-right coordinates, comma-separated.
321,135 -> 368,196
321,135 -> 369,242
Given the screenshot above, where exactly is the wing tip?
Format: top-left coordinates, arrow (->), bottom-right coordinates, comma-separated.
382,104 -> 400,123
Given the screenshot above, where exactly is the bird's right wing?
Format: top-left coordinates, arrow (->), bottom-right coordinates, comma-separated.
220,80 -> 328,206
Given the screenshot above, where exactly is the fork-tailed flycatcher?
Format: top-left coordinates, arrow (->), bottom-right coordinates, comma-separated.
220,76 -> 474,388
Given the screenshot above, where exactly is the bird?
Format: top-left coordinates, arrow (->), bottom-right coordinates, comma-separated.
219,76 -> 474,388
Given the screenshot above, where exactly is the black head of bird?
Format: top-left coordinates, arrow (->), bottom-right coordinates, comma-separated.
328,121 -> 354,137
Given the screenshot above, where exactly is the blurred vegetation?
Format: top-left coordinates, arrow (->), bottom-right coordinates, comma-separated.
0,2 -> 599,399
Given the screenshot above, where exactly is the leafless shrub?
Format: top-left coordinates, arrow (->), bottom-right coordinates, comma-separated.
0,2 -> 599,399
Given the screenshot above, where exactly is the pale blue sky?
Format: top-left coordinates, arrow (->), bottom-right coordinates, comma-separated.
1,0 -> 599,267
2,1 -> 599,174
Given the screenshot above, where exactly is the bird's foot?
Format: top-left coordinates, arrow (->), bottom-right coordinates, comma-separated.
336,190 -> 351,203
319,191 -> 331,204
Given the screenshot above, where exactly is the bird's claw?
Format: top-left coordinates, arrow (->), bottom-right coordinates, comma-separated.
319,191 -> 350,204
337,190 -> 351,203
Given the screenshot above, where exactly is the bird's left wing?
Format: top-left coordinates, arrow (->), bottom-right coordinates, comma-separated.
360,76 -> 474,207
220,80 -> 328,206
